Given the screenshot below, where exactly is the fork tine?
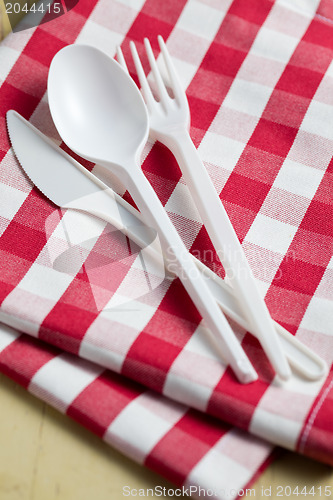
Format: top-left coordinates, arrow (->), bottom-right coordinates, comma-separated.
157,35 -> 183,104
130,41 -> 156,111
144,38 -> 169,107
116,45 -> 129,74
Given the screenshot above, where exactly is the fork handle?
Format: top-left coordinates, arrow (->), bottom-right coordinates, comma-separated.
125,166 -> 257,384
163,129 -> 291,381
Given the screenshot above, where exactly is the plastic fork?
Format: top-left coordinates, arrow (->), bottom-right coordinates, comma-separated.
117,36 -> 292,381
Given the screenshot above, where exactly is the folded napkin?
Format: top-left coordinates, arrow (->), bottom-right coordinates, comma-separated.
0,0 -> 333,493
0,323 -> 274,499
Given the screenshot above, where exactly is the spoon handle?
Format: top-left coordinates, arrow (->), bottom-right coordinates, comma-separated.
126,167 -> 258,384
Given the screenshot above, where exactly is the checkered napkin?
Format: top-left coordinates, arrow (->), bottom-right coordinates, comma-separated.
0,0 -> 333,492
0,323 -> 275,499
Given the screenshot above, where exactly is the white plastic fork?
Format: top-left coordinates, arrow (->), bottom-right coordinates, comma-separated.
117,36 -> 292,381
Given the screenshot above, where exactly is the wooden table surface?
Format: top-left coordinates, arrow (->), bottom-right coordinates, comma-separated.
0,5 -> 332,499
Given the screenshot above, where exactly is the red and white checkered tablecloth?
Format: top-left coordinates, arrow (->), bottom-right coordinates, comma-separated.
0,0 -> 333,495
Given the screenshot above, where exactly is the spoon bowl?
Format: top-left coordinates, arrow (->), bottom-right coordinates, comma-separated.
48,44 -> 149,171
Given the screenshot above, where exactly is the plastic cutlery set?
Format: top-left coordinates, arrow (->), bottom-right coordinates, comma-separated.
6,37 -> 328,384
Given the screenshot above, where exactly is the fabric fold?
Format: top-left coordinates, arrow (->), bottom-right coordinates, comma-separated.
0,322 -> 274,500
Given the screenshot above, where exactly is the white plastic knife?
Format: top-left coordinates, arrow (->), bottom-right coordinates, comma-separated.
5,109 -> 327,381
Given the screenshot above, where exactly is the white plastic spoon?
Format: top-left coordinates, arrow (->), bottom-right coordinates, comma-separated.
47,44 -> 258,384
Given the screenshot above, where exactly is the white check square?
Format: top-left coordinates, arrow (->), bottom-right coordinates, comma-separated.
301,100 -> 333,141
77,20 -> 123,56
223,79 -> 272,118
177,1 -> 227,40
0,184 -> 28,221
18,263 -> 73,301
250,27 -> 299,64
187,446 -> 251,500
0,324 -> 20,352
199,132 -> 244,171
274,159 -> 324,199
250,407 -> 303,449
105,392 -> 186,463
29,354 -> 103,412
300,297 -> 333,337
245,213 -> 297,255
0,46 -> 20,82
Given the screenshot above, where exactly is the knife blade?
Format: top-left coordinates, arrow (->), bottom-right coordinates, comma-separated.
5,110 -> 327,381
6,110 -> 149,234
